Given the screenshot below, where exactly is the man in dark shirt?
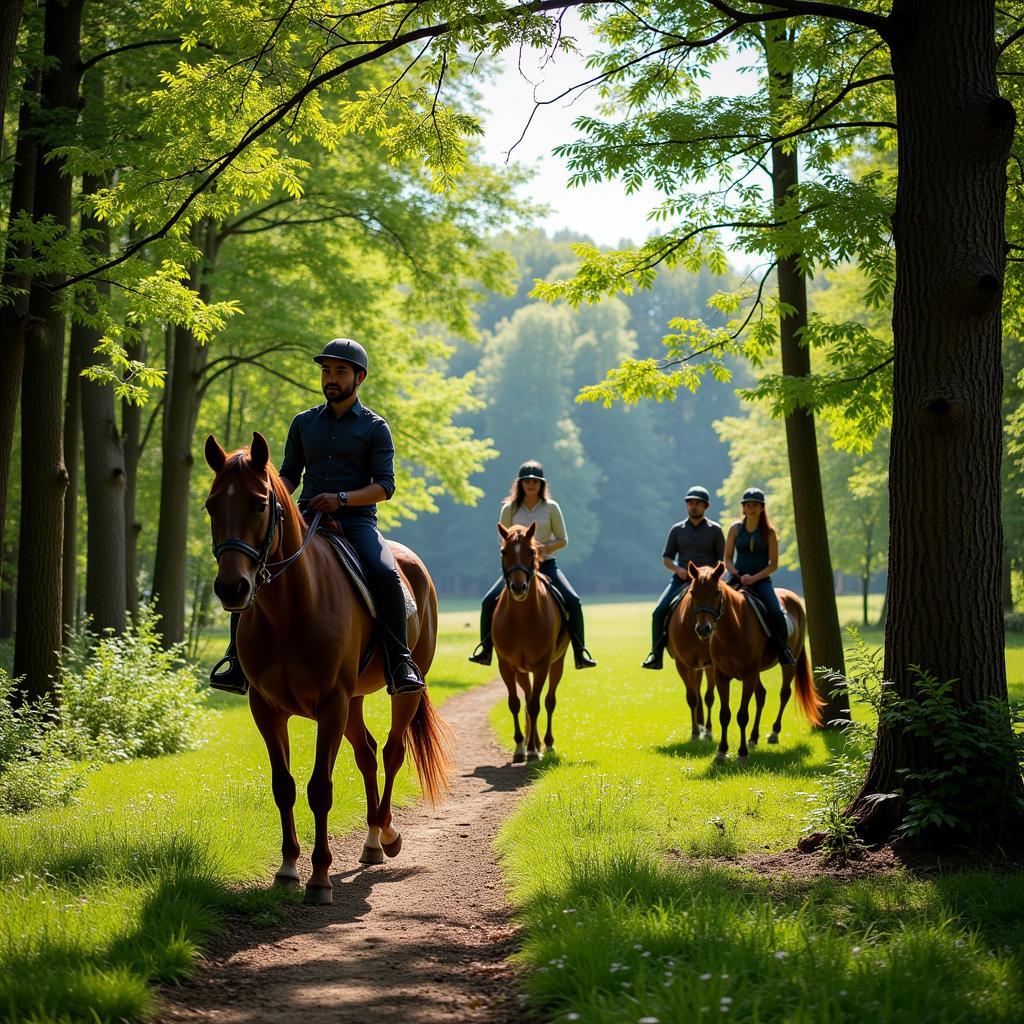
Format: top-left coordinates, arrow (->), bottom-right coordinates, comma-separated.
210,338 -> 424,696
641,485 -> 726,670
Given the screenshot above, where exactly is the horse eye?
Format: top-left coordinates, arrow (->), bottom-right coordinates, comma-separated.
254,500 -> 268,514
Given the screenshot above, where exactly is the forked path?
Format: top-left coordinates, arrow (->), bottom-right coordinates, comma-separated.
162,679 -> 529,1024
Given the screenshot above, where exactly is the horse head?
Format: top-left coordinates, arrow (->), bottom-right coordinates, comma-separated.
204,431 -> 281,612
688,561 -> 726,640
498,521 -> 538,601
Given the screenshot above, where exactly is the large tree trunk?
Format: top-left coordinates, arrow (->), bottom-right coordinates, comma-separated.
80,162 -> 127,635
122,334 -> 145,622
767,26 -> 850,726
0,71 -> 40,589
0,0 -> 26,142
151,222 -> 217,647
845,0 -> 1021,843
13,0 -> 84,701
62,326 -> 83,632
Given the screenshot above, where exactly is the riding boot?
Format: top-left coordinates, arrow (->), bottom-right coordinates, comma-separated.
209,613 -> 250,695
468,585 -> 499,665
566,603 -> 596,670
641,636 -> 666,671
468,638 -> 493,666
774,623 -> 797,667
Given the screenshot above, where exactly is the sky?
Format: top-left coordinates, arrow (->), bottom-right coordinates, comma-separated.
474,11 -> 756,249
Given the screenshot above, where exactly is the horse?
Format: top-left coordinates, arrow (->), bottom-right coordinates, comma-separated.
203,432 -> 450,904
686,561 -> 824,762
666,588 -> 717,741
492,522 -> 569,762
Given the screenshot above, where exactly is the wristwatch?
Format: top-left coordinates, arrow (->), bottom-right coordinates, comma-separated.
336,491 -> 348,507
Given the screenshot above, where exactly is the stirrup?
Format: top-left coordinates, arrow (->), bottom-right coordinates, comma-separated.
387,659 -> 426,696
574,647 -> 597,670
209,655 -> 250,695
467,642 -> 493,666
641,649 -> 664,670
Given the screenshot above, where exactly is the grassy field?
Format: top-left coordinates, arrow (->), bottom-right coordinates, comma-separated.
490,601 -> 1024,1024
0,611 -> 480,1024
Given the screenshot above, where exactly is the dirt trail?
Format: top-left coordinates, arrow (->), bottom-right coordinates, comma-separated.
161,678 -> 530,1024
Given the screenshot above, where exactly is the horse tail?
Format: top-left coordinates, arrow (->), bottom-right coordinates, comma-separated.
407,688 -> 453,806
793,644 -> 824,727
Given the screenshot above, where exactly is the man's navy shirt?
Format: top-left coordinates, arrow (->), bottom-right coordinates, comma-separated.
280,399 -> 395,521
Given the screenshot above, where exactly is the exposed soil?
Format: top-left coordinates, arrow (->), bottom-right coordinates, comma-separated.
160,679 -> 531,1024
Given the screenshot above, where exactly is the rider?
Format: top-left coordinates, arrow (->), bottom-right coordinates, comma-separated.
723,487 -> 796,666
641,485 -> 726,670
468,461 -> 597,671
209,338 -> 425,697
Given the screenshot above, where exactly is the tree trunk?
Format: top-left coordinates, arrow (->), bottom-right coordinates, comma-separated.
122,333 -> 145,622
62,325 -> 83,632
0,0 -> 26,143
13,0 -> 84,701
0,544 -> 14,639
80,161 -> 126,635
0,70 -> 40,581
151,222 -> 217,647
1001,542 -> 1014,611
767,26 -> 850,725
863,518 -> 873,626
846,0 -> 1021,843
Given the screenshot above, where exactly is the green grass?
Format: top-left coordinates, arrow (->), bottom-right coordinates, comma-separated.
0,613 -> 480,1024
492,601 -> 1024,1024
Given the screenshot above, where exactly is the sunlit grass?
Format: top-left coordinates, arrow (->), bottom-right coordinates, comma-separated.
494,601 -> 1024,1024
0,618 -> 479,1023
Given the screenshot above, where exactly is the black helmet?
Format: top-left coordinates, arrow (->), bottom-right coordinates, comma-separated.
741,487 -> 766,504
685,485 -> 711,504
517,461 -> 546,482
313,338 -> 369,376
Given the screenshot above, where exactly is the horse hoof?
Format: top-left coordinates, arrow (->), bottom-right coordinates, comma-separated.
738,753 -> 749,765
767,732 -> 780,745
544,744 -> 556,755
303,883 -> 334,905
512,751 -> 526,765
526,749 -> 540,762
749,738 -> 758,748
273,868 -> 300,890
714,751 -> 728,764
382,833 -> 403,859
359,844 -> 385,865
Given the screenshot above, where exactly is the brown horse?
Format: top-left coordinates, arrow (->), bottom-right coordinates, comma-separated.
666,589 -> 717,741
204,432 -> 450,904
492,522 -> 569,762
686,561 -> 824,762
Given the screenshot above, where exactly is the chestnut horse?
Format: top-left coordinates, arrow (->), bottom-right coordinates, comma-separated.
666,587 -> 717,741
687,562 -> 823,762
492,522 -> 569,762
204,432 -> 450,904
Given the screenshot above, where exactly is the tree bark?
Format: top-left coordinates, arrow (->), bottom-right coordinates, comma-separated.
151,222 -> 217,647
80,162 -> 127,635
0,543 -> 14,639
122,332 -> 146,622
846,0 -> 1021,843
767,26 -> 850,726
14,0 -> 84,701
62,325 -> 83,632
0,0 -> 26,143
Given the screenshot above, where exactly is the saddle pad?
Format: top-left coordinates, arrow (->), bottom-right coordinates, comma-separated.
317,530 -> 417,620
743,588 -> 795,639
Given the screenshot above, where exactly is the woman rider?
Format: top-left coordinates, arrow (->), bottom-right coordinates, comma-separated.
723,487 -> 796,666
468,461 -> 597,670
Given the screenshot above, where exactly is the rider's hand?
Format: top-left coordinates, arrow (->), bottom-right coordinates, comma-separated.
309,492 -> 340,512
740,573 -> 755,585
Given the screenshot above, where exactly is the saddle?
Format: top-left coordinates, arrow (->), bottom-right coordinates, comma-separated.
730,581 -> 795,639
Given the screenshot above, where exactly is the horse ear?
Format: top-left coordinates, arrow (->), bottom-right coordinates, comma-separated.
498,522 -> 510,540
712,561 -> 726,581
205,434 -> 226,472
687,560 -> 699,580
525,521 -> 537,540
250,431 -> 270,472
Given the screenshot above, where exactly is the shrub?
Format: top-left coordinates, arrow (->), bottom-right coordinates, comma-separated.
0,669 -> 85,814
1004,611 -> 1024,634
59,609 -> 208,762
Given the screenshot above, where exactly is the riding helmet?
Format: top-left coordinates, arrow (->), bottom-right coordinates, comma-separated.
685,485 -> 711,503
313,338 -> 369,376
741,487 -> 766,504
517,461 -> 546,482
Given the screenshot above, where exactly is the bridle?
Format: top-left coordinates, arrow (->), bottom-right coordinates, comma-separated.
692,582 -> 725,634
501,537 -> 536,591
211,489 -> 323,589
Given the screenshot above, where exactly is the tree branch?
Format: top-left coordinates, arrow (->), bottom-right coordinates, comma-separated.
80,38 -> 193,73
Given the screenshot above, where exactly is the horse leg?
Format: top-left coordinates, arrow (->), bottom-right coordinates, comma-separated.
736,673 -> 758,763
679,665 -> 701,740
344,698 -> 384,866
376,690 -> 422,858
770,665 -> 795,744
715,671 -> 731,762
249,689 -> 301,890
750,680 -> 767,747
305,690 -> 350,904
498,658 -> 526,763
704,670 -> 716,741
525,666 -> 546,760
544,656 -> 564,753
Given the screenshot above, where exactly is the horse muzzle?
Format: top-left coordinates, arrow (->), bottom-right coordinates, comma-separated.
695,622 -> 715,641
214,572 -> 255,612
509,582 -> 529,600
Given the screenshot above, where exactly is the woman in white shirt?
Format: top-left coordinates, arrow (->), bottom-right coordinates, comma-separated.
469,461 -> 596,670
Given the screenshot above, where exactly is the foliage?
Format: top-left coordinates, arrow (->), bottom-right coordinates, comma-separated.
833,634 -> 1024,844
0,671 -> 84,815
58,610 -> 207,763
